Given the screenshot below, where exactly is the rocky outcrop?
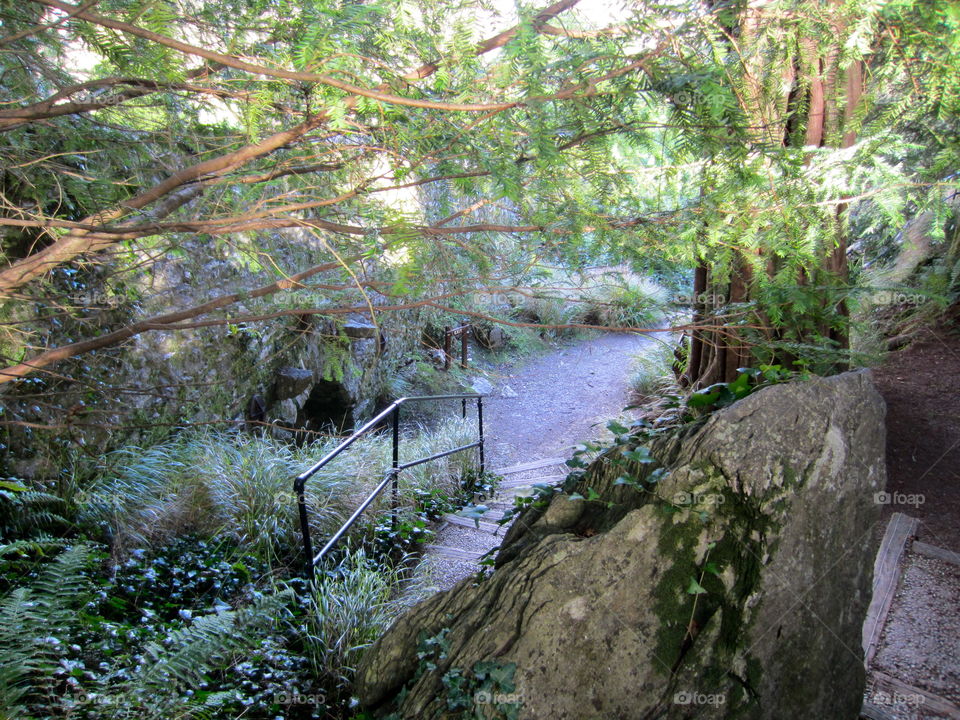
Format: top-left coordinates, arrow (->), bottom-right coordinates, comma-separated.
274,367 -> 314,401
356,370 -> 886,719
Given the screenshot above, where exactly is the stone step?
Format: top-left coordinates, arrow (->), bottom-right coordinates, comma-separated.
443,513 -> 501,534
499,474 -> 565,489
492,456 -> 566,476
425,544 -> 487,561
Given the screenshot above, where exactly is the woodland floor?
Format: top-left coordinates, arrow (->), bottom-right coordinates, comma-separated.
867,319 -> 960,719
873,322 -> 960,552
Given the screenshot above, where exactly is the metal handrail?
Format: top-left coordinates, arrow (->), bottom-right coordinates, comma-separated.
294,393 -> 485,580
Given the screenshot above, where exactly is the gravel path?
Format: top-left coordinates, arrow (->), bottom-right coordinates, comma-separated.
414,330 -> 672,592
479,331 -> 668,468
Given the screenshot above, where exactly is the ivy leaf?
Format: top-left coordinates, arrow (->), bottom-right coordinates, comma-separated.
623,447 -> 655,464
648,468 -> 668,484
687,389 -> 721,408
606,420 -> 630,435
686,577 -> 708,595
461,505 -> 489,528
728,371 -> 751,398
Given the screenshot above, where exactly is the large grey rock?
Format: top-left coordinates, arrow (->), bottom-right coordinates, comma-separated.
342,321 -> 378,339
356,371 -> 886,719
274,367 -> 314,401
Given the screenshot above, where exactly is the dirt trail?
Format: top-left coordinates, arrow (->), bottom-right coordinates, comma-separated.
863,322 -> 960,720
480,332 -> 668,468
873,325 -> 960,552
414,330 -> 671,592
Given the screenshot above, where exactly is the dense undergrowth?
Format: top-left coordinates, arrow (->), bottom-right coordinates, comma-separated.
0,268 -> 670,720
0,418 -> 486,719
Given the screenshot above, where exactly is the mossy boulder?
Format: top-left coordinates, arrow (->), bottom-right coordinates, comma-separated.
356,370 -> 885,719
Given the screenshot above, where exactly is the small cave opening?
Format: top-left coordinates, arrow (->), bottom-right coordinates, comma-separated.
298,380 -> 355,435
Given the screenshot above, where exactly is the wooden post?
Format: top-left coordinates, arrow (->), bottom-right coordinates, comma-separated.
443,326 -> 451,371
460,325 -> 469,368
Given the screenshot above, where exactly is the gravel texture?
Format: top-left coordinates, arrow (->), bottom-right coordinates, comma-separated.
414,331 -> 666,591
869,551 -> 960,715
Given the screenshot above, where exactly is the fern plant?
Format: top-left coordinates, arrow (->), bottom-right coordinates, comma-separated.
105,591 -> 293,720
0,479 -> 69,542
0,545 -> 93,718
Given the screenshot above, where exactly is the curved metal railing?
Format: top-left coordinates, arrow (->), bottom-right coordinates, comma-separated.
294,393 -> 485,580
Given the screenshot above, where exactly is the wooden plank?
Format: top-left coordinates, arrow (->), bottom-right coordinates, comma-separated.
502,485 -> 536,498
499,474 -> 565,489
862,512 -> 920,667
443,513 -> 501,534
860,700 -> 898,720
869,670 -> 960,719
425,544 -> 487,561
912,540 -> 960,567
492,456 -> 566,475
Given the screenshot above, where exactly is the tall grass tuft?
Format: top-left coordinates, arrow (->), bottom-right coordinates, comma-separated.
81,431 -> 351,563
500,266 -> 667,333
576,273 -> 667,329
80,416 -> 481,564
300,547 -> 403,702
629,340 -> 678,397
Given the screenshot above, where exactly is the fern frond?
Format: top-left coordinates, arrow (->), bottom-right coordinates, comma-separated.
123,590 -> 292,718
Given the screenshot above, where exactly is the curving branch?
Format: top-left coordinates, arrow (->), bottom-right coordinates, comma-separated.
0,65 -> 227,131
1,0 -> 585,295
0,257 -> 352,384
31,0 -> 519,113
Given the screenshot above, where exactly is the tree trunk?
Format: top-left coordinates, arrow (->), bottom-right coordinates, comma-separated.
685,2 -> 864,387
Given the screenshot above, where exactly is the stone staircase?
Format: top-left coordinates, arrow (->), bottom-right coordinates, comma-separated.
420,456 -> 568,582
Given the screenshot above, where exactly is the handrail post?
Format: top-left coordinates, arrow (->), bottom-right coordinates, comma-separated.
293,392 -> 487,583
477,396 -> 485,475
443,327 -> 452,371
460,325 -> 468,368
391,406 -> 400,530
295,478 -> 315,584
